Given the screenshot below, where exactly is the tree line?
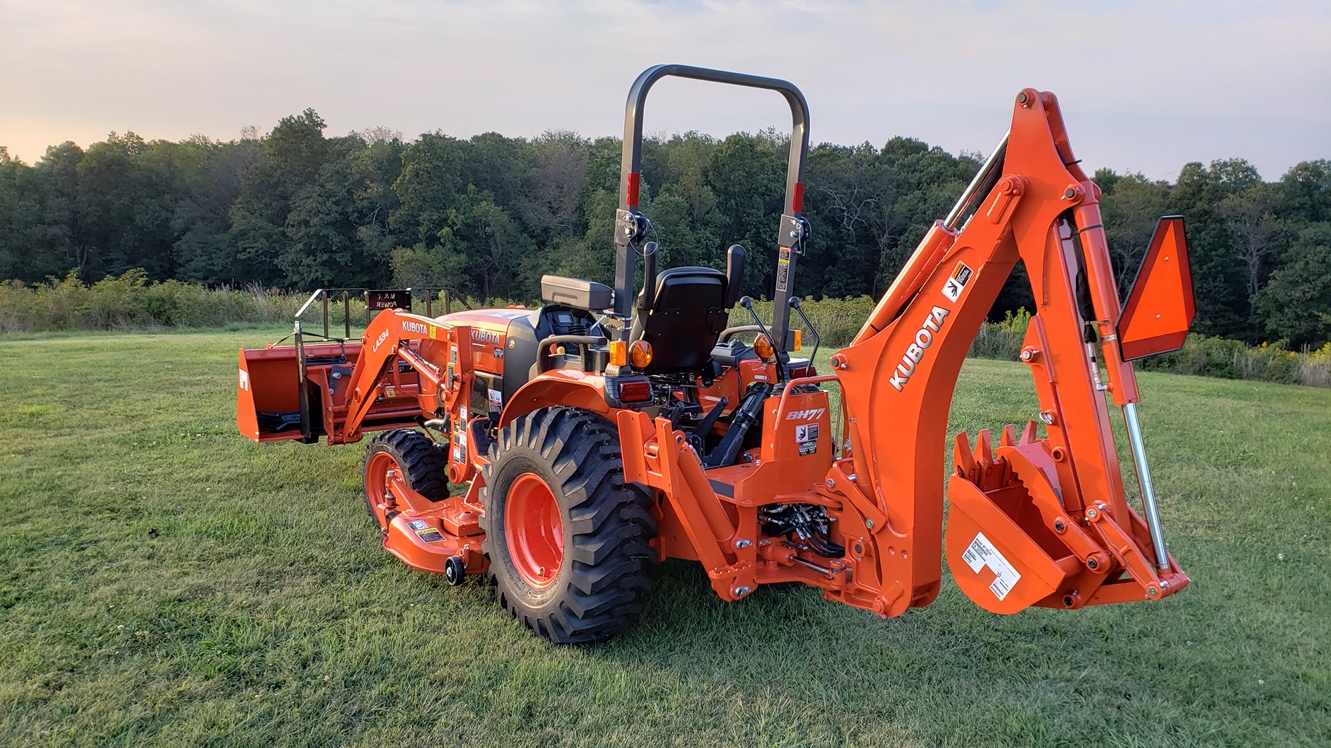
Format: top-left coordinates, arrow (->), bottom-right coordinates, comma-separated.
1,109 -> 1328,347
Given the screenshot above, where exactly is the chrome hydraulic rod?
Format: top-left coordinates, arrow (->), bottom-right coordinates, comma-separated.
944,131 -> 1009,230
1122,402 -> 1170,570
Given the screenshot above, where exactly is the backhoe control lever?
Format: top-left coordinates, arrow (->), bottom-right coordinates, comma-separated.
788,297 -> 821,364
738,296 -> 790,382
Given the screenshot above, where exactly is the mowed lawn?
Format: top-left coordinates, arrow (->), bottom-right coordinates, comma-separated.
1,328 -> 1328,747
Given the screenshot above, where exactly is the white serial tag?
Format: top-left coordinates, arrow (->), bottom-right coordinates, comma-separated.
962,531 -> 1022,601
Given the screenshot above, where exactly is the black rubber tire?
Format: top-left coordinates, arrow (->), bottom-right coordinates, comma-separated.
479,407 -> 657,644
361,429 -> 449,533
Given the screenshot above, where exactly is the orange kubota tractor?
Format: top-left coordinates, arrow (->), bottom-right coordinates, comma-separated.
237,65 -> 1195,643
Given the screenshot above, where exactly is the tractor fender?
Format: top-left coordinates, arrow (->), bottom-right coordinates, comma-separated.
499,370 -> 613,428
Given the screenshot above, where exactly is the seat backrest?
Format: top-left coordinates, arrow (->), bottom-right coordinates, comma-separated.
636,266 -> 729,374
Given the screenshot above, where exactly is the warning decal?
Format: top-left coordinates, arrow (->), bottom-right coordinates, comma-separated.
795,422 -> 819,456
942,261 -> 974,303
775,248 -> 792,292
962,531 -> 1021,600
408,519 -> 444,543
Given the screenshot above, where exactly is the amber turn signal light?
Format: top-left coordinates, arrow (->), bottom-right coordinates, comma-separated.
628,340 -> 654,369
609,340 -> 627,367
753,334 -> 775,360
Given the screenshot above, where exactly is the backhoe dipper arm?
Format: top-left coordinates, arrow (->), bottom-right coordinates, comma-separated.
830,89 -> 1187,617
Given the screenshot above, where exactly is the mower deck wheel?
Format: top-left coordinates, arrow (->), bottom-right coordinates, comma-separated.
361,429 -> 449,533
480,407 -> 657,644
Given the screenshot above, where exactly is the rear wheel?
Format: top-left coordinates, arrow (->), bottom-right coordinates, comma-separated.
362,430 -> 449,533
480,407 -> 657,644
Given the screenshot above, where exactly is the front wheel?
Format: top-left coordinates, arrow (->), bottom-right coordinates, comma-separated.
479,407 -> 657,644
361,429 -> 449,533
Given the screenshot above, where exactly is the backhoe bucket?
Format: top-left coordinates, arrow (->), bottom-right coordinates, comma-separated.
945,429 -> 1083,613
945,428 -> 1188,613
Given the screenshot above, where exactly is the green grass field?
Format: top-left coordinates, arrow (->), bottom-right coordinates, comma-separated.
2,329 -> 1329,747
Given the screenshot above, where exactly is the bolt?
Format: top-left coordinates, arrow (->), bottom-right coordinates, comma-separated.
734,539 -> 752,549
1020,348 -> 1036,362
1147,586 -> 1160,598
826,478 -> 835,488
1086,556 -> 1099,571
1017,92 -> 1029,105
733,586 -> 751,597
537,566 -> 547,577
1086,508 -> 1099,520
865,519 -> 875,530
1064,187 -> 1077,199
1040,411 -> 1055,426
1054,519 -> 1066,533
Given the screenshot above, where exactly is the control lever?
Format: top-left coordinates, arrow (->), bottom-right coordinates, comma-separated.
788,297 -> 821,366
738,296 -> 790,383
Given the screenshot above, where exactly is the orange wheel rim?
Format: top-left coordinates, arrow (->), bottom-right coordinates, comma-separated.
365,452 -> 401,526
505,473 -> 564,588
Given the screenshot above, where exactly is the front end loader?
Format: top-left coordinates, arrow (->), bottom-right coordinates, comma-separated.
237,65 -> 1194,643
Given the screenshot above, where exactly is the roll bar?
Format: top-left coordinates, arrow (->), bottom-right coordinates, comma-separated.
612,64 -> 811,354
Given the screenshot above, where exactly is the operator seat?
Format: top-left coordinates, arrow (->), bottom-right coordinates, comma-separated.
632,267 -> 730,375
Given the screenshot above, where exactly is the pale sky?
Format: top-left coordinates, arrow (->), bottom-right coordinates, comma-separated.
3,0 -> 1329,182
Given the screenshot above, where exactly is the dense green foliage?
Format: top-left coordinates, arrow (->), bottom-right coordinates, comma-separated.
2,112 -> 1328,346
3,275 -> 1326,388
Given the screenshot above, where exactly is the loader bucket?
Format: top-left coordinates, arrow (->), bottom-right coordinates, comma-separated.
237,345 -> 309,442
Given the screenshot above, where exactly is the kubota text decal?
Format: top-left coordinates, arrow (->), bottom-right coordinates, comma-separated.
889,306 -> 950,391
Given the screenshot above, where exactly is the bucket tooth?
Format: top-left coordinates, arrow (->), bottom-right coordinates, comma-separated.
1000,424 -> 1017,448
973,429 -> 994,471
1018,420 -> 1038,446
953,431 -> 978,480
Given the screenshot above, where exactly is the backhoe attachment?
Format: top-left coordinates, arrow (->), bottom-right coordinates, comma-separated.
832,88 -> 1193,616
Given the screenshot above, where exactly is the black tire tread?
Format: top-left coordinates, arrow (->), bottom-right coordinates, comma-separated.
479,407 -> 657,644
361,429 -> 449,530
